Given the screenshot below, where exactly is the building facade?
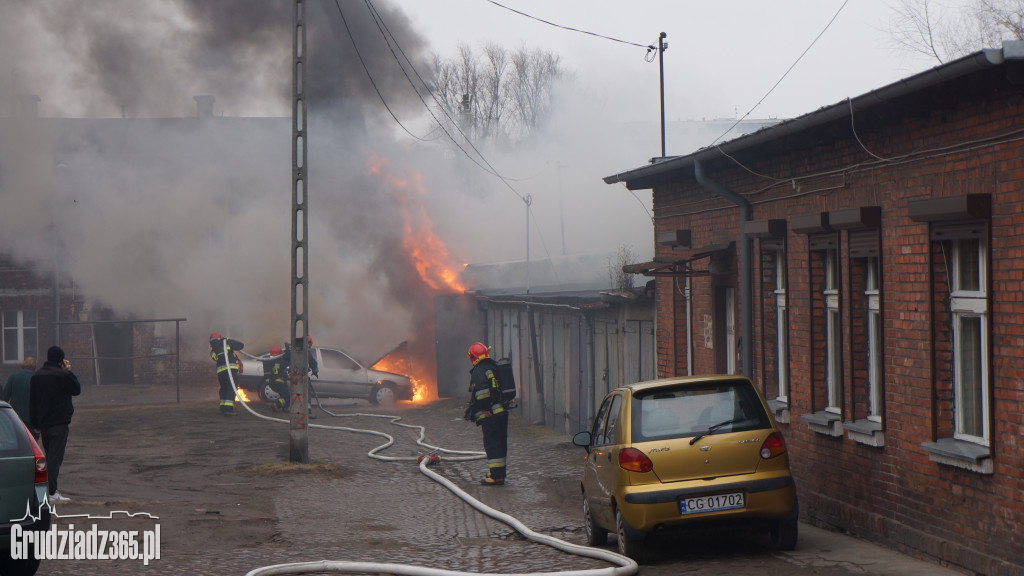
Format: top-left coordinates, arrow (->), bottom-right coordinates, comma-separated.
605,44 -> 1024,574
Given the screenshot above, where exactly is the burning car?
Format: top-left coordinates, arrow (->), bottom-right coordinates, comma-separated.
237,344 -> 415,406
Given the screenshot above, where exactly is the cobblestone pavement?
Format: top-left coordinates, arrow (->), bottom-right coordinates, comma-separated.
34,383 -> 965,576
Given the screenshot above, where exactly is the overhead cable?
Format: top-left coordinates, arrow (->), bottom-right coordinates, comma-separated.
709,0 -> 851,149
333,0 -> 437,142
483,0 -> 654,50
360,0 -> 530,201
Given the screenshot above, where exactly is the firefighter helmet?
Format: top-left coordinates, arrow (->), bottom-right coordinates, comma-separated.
467,342 -> 490,363
210,332 -> 221,340
308,336 -> 313,347
270,345 -> 282,356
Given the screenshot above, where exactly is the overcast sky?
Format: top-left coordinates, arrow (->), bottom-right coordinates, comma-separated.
396,0 -> 938,126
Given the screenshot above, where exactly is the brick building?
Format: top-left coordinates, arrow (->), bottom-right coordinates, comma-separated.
604,43 -> 1024,574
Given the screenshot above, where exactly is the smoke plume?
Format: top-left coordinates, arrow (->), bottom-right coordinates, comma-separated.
0,0 -> 452,367
0,0 -> 657,384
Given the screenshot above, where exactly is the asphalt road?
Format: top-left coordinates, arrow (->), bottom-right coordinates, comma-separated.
33,382 -> 968,576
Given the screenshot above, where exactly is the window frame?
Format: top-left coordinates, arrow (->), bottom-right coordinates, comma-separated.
865,257 -> 883,422
949,238 -> 989,445
2,310 -> 38,365
824,249 -> 841,414
774,249 -> 789,403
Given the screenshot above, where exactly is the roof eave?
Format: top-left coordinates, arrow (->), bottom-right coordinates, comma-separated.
603,48 -> 1007,191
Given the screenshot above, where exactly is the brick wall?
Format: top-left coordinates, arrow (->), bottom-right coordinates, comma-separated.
647,83 -> 1024,573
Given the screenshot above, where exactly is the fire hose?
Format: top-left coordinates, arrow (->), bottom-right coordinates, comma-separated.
226,343 -> 638,576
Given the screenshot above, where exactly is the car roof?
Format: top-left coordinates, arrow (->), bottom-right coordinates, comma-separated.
614,374 -> 754,395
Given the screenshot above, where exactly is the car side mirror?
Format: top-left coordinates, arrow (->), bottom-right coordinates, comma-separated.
572,431 -> 592,452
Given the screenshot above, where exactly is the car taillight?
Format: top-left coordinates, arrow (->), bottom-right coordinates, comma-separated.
28,433 -> 47,484
760,432 -> 787,459
619,447 -> 654,473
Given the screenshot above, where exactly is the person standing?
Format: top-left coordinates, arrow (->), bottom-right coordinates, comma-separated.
210,333 -> 244,415
2,357 -> 36,436
29,346 -> 81,502
464,342 -> 509,486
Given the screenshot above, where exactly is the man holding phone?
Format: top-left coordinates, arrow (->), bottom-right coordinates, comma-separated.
30,345 -> 81,503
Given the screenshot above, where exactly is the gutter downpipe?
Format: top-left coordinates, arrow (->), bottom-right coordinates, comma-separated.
686,277 -> 693,375
694,159 -> 752,378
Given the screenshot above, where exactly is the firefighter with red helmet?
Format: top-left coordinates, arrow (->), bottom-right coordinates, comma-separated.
464,342 -> 508,485
210,333 -> 244,415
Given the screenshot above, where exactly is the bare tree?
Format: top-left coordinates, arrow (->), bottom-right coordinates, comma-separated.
430,43 -> 562,148
889,0 -> 1024,63
608,244 -> 637,293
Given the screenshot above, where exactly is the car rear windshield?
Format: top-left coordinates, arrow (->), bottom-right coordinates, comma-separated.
0,408 -> 32,457
631,380 -> 771,442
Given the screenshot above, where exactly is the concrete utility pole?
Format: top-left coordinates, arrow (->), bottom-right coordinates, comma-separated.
289,0 -> 310,464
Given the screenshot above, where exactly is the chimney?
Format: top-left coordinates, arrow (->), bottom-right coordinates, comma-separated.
17,94 -> 40,118
193,95 -> 215,118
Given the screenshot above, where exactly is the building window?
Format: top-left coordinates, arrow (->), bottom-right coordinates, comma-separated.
824,249 -> 841,413
2,310 -> 38,365
775,249 -> 789,402
866,257 -> 882,421
950,238 -> 988,443
908,195 -> 991,471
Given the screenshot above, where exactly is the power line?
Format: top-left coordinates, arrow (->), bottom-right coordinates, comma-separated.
332,0 -> 436,142
483,0 -> 654,50
360,0 -> 530,201
712,0 -> 847,147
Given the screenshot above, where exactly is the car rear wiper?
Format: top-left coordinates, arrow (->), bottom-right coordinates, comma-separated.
689,418 -> 741,445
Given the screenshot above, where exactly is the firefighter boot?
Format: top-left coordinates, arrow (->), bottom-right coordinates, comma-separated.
480,473 -> 505,486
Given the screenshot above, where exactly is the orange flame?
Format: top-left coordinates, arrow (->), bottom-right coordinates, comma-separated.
366,152 -> 463,404
373,356 -> 436,404
368,153 -> 466,294
235,387 -> 252,403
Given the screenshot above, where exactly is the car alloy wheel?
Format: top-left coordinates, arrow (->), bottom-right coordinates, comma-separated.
583,497 -> 608,546
615,508 -> 647,563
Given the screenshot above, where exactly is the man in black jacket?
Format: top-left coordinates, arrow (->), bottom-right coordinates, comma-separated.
29,346 -> 81,502
464,342 -> 508,486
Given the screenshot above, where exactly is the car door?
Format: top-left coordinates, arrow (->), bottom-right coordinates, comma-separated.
583,392 -> 622,528
316,348 -> 370,398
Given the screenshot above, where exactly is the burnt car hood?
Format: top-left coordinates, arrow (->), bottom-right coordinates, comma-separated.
367,341 -> 408,368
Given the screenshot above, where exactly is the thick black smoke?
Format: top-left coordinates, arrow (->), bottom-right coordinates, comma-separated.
0,0 -> 456,364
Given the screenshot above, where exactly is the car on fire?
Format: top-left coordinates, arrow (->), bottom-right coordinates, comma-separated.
237,345 -> 415,406
572,375 -> 798,562
0,401 -> 50,575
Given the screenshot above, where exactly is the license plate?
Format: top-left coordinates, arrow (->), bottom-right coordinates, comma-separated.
679,492 -> 745,515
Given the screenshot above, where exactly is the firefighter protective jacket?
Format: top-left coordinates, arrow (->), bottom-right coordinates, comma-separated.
210,338 -> 244,373
263,353 -> 286,385
465,357 -> 506,423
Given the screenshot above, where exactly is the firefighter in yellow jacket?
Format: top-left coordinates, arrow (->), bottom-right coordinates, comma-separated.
464,342 -> 508,485
210,333 -> 244,415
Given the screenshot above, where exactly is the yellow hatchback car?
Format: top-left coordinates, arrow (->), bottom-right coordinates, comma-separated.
572,375 -> 798,562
